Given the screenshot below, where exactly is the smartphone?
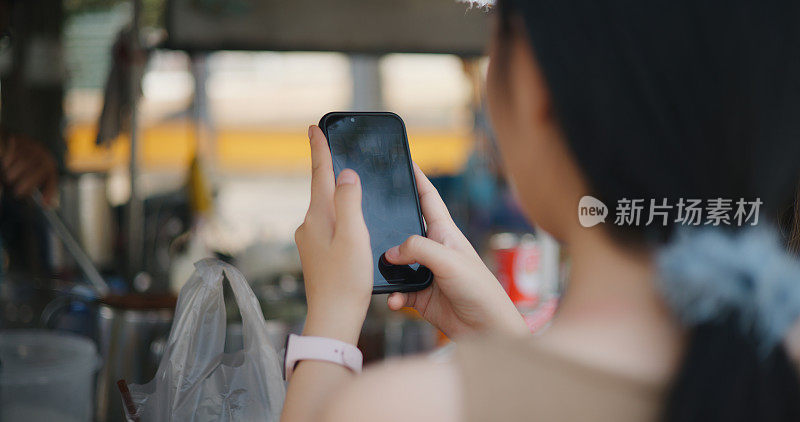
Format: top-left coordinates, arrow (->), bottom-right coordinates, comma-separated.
319,112 -> 433,294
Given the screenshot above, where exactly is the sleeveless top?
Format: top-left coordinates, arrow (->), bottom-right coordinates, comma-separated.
454,334 -> 668,422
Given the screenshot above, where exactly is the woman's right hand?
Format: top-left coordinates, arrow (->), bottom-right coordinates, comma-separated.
385,163 -> 529,339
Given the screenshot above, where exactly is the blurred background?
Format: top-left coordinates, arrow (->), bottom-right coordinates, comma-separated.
0,1 -> 562,420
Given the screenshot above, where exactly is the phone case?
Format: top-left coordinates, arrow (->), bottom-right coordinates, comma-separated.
318,111 -> 434,294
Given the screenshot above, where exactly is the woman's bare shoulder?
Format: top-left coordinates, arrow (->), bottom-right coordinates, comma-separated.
321,354 -> 462,422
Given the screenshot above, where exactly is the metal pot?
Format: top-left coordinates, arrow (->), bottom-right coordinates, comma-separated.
94,294 -> 176,422
54,172 -> 114,271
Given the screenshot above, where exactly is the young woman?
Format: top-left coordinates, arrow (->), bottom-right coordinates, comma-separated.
282,1 -> 800,421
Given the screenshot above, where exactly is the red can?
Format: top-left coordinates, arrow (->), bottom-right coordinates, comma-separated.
490,233 -> 541,309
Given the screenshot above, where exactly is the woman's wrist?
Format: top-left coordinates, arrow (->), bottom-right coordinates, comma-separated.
303,308 -> 366,346
483,286 -> 530,336
495,306 -> 530,336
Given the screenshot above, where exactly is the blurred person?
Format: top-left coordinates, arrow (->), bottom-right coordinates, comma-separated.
0,0 -> 64,273
282,1 -> 800,422
0,133 -> 59,203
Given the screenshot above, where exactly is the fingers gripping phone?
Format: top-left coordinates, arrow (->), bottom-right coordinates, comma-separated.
319,112 -> 433,294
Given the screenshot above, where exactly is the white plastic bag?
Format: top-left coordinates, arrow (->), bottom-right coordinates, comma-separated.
126,258 -> 285,421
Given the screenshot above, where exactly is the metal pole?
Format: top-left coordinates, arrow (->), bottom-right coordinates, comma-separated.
191,52 -> 214,169
349,54 -> 383,110
126,0 -> 144,281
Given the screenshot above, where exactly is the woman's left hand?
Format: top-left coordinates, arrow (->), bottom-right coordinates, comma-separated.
294,125 -> 373,346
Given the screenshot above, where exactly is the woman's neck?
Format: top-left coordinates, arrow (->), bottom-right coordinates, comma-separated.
538,228 -> 685,385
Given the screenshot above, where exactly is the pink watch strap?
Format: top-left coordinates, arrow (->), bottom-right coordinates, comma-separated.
284,334 -> 363,380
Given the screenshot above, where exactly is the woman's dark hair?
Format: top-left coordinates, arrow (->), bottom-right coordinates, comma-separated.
497,0 -> 800,421
780,181 -> 800,255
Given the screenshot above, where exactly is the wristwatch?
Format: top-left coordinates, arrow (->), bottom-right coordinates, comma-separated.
283,334 -> 363,380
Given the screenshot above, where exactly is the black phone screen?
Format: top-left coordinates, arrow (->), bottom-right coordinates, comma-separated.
323,113 -> 432,293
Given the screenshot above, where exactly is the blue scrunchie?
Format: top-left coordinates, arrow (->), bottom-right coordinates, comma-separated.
657,225 -> 800,354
